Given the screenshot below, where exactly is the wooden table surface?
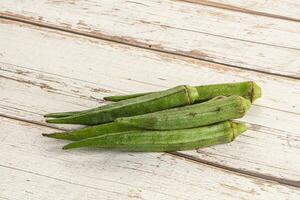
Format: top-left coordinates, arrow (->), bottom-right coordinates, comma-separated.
1,1 -> 300,199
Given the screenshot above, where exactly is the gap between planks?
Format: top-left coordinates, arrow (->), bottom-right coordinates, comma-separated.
0,15 -> 299,81
1,113 -> 299,189
177,0 -> 300,23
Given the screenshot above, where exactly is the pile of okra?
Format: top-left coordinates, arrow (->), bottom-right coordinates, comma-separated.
43,81 -> 261,152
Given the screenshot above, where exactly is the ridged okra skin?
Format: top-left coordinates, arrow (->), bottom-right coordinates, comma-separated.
62,121 -> 247,152
46,85 -> 199,125
116,96 -> 251,130
45,81 -> 261,119
42,122 -> 139,141
104,81 -> 261,103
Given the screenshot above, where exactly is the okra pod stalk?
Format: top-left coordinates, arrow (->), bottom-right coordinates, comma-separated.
104,81 -> 261,103
117,95 -> 251,130
46,85 -> 199,125
62,121 -> 247,152
42,122 -> 139,141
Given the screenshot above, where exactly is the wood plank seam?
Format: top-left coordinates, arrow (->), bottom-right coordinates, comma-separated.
2,0 -> 300,78
170,25 -> 300,51
177,0 -> 300,23
0,163 -> 188,199
170,152 -> 300,188
1,113 -> 299,189
0,61 -> 128,94
3,116 -> 300,199
0,164 -> 125,196
0,15 -> 299,81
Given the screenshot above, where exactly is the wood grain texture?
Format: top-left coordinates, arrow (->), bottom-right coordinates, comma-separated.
1,116 -> 300,200
180,0 -> 300,22
0,19 -> 300,184
1,0 -> 300,77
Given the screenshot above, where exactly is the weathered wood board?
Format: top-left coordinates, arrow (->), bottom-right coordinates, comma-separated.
1,0 -> 300,199
0,19 -> 299,186
1,0 -> 300,77
1,116 -> 300,200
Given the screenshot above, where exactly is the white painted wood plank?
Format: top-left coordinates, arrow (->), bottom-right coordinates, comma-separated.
2,62 -> 300,185
3,63 -> 299,135
0,20 -> 300,182
1,0 -> 300,77
0,20 -> 299,114
191,0 -> 300,21
1,116 -> 300,200
0,168 -> 122,200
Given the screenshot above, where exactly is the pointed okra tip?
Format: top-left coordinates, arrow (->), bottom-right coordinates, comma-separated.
44,113 -> 52,118
42,133 -> 53,138
45,117 -> 70,124
42,132 -> 69,140
103,96 -> 115,101
44,113 -> 67,119
62,139 -> 92,149
45,118 -> 59,123
251,82 -> 262,102
62,139 -> 91,150
62,144 -> 72,150
62,142 -> 77,150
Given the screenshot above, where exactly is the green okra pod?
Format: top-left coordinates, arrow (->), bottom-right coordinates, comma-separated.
104,81 -> 261,103
117,95 -> 251,130
45,81 -> 261,119
46,85 -> 199,125
43,97 -> 227,141
62,121 -> 247,152
42,122 -> 139,141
